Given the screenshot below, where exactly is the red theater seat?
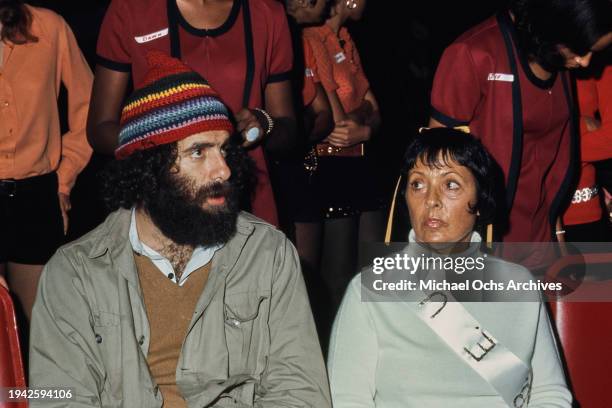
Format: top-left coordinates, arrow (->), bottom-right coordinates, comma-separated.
548,253 -> 612,408
0,286 -> 26,407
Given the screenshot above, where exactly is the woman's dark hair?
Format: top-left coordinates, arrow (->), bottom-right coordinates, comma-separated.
101,139 -> 256,212
400,128 -> 497,228
510,0 -> 611,71
0,0 -> 38,44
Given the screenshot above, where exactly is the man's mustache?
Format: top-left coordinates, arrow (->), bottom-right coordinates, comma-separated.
194,182 -> 233,202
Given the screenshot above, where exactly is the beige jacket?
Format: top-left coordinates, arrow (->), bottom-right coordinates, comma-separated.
30,209 -> 331,407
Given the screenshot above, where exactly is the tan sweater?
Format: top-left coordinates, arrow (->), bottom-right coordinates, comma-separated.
135,253 -> 210,408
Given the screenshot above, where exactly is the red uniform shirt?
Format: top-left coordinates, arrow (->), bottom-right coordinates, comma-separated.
511,69 -> 569,243
563,66 -> 612,225
431,13 -> 576,245
97,0 -> 293,225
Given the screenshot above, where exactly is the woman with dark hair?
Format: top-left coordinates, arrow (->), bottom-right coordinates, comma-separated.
328,128 -> 572,407
0,0 -> 92,320
429,0 -> 612,253
510,0 -> 611,72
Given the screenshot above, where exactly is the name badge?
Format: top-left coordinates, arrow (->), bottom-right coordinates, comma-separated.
305,68 -> 314,77
134,28 -> 169,44
487,73 -> 514,82
334,52 -> 347,63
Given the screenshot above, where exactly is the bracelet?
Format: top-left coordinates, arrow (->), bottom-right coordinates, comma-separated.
253,108 -> 274,135
555,230 -> 566,235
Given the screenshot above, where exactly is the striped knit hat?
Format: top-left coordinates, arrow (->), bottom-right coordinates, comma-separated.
116,51 -> 234,159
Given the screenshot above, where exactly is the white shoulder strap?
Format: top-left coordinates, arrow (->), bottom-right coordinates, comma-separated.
409,291 -> 532,407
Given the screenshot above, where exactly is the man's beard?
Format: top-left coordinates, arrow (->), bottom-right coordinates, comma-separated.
144,171 -> 240,248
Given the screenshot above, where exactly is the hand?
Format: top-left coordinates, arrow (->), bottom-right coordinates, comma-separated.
0,275 -> 7,290
326,119 -> 371,147
58,192 -> 71,235
584,116 -> 601,132
235,108 -> 264,148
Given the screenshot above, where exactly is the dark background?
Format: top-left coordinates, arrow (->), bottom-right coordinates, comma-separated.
33,0 -> 509,239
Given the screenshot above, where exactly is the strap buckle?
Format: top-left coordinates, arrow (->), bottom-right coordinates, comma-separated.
464,329 -> 497,361
419,291 -> 448,319
513,373 -> 533,407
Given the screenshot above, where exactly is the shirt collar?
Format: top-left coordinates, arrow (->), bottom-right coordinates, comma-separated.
129,209 -> 165,259
129,208 -> 221,285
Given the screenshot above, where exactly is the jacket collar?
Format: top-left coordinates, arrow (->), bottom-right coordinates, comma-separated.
86,209 -> 256,285
87,209 -> 131,259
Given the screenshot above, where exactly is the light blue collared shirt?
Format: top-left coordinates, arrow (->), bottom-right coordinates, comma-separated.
129,209 -> 220,286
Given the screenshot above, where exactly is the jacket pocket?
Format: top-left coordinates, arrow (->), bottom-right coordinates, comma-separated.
93,311 -> 122,402
223,293 -> 269,377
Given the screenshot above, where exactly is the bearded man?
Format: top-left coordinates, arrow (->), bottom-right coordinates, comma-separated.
28,51 -> 331,408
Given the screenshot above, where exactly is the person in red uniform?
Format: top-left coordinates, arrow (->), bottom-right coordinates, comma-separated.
88,0 -> 296,226
563,63 -> 612,241
429,0 -> 612,249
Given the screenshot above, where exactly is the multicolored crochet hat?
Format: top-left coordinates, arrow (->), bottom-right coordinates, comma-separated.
116,51 -> 234,159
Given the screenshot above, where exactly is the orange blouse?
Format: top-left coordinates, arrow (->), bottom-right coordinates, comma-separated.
303,25 -> 369,114
0,6 -> 92,194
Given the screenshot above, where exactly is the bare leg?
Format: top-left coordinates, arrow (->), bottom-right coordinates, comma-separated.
6,262 -> 45,323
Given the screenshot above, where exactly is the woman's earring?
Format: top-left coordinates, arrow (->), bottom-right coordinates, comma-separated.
346,0 -> 358,9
